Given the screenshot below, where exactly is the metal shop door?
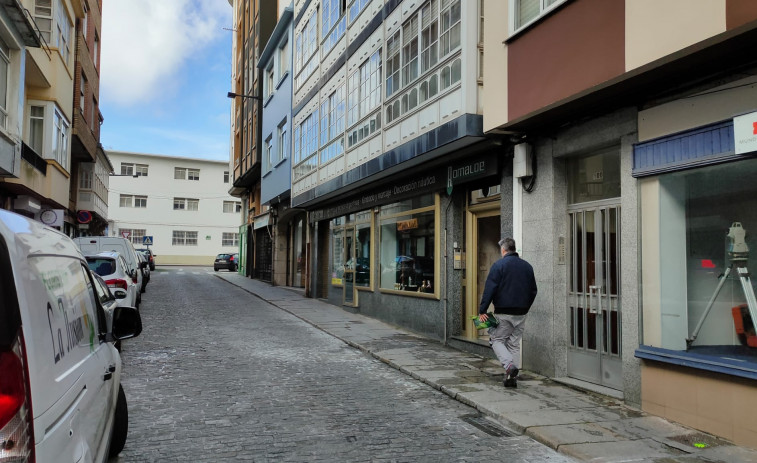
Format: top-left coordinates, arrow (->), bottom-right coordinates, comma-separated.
567,204 -> 622,390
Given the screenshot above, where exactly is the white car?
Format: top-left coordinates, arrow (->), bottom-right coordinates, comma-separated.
0,209 -> 142,461
74,236 -> 143,307
86,252 -> 140,309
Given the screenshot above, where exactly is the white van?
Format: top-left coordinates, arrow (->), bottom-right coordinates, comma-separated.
73,236 -> 143,307
0,210 -> 142,461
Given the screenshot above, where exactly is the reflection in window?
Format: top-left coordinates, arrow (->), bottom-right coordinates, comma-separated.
379,195 -> 436,293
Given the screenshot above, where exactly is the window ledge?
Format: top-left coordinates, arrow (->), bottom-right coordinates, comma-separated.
276,72 -> 289,89
274,157 -> 288,168
635,345 -> 757,380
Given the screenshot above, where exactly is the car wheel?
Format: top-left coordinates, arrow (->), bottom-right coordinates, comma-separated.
108,384 -> 129,458
214,267 -> 219,272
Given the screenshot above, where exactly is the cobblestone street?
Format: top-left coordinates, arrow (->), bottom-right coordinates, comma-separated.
111,268 -> 573,462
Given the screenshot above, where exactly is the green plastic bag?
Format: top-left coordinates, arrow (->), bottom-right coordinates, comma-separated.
471,313 -> 499,330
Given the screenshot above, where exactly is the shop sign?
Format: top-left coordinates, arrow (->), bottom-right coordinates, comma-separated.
310,153 -> 498,222
734,111 -> 757,155
253,213 -> 269,230
397,218 -> 419,231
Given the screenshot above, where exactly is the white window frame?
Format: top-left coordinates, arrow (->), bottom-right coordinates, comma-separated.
135,164 -> 149,176
222,232 -> 239,247
134,195 -> 147,208
119,194 -> 133,207
120,163 -> 134,176
224,171 -> 229,183
34,0 -> 53,44
55,0 -> 71,65
174,167 -> 186,179
223,201 -> 240,213
265,64 -> 275,98
0,37 -> 9,130
188,168 -> 200,181
28,104 -> 44,154
172,230 -> 198,246
277,119 -> 288,165
509,0 -> 566,36
278,38 -> 289,78
173,197 -> 198,211
264,135 -> 273,172
320,85 -> 345,148
52,106 -> 69,169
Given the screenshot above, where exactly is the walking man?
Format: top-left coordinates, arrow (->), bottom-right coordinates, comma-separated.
478,237 -> 537,388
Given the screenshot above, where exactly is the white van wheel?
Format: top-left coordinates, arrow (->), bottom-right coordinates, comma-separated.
109,384 -> 129,457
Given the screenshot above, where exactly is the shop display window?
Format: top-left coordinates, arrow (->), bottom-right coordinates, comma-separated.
379,194 -> 436,294
643,159 -> 757,367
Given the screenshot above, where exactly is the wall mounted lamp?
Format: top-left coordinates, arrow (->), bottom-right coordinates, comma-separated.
227,91 -> 262,101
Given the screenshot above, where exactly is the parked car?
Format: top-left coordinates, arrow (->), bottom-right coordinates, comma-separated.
137,251 -> 150,292
0,209 -> 142,461
86,251 -> 140,308
214,252 -> 238,272
75,236 -> 143,306
137,248 -> 156,270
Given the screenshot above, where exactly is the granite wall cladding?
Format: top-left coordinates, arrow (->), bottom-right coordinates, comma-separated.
327,190 -> 468,342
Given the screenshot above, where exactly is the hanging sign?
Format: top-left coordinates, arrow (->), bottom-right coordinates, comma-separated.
734,111 -> 757,155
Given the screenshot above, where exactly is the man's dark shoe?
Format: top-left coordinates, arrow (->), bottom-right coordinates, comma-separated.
505,365 -> 519,380
504,377 -> 517,388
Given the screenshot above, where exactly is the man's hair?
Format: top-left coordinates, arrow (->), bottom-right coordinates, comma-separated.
498,237 -> 516,252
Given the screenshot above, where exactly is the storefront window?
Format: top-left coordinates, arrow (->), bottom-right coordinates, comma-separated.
379,195 -> 436,293
642,158 -> 757,366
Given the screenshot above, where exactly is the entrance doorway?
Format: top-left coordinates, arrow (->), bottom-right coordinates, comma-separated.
343,226 -> 357,306
465,206 -> 500,341
567,203 -> 622,389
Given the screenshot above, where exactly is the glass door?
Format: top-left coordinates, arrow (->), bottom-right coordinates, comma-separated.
567,204 -> 622,390
343,226 -> 357,306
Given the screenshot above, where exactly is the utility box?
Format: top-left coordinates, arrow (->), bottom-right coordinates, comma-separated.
513,143 -> 533,178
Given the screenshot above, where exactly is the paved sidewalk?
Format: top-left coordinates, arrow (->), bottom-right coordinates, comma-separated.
217,273 -> 757,463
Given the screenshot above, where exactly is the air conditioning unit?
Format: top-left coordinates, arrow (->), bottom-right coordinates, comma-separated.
513,143 -> 533,178
14,195 -> 41,214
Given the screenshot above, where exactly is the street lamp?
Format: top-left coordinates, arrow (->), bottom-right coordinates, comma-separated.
227,91 -> 262,101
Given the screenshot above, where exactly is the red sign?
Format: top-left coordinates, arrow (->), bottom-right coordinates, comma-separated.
121,231 -> 131,239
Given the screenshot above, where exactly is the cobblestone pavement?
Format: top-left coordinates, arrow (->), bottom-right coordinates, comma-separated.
110,267 -> 574,462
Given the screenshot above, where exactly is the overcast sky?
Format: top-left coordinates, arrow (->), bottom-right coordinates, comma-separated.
99,0 -> 233,161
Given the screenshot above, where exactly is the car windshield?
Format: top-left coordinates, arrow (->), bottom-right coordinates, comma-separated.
87,258 -> 116,276
216,254 -> 229,259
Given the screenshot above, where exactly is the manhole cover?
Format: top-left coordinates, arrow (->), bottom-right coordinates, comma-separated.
459,414 -> 516,437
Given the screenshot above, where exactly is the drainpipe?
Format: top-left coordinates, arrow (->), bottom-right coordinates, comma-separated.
442,195 -> 454,345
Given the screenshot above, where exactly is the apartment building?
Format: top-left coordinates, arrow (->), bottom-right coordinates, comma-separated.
484,0 -> 757,447
0,0 -> 83,233
228,0 -> 276,278
70,0 -> 109,236
0,3 -> 42,198
289,0 -> 503,341
106,151 -> 241,266
258,6 -> 307,288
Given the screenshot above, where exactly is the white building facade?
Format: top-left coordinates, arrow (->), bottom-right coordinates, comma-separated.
106,151 -> 241,265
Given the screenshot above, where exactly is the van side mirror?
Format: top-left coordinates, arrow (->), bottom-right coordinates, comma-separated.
111,306 -> 142,340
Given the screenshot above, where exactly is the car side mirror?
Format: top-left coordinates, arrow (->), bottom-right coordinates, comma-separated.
131,269 -> 138,278
111,306 -> 142,340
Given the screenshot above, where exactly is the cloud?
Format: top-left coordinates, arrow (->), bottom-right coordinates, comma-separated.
101,0 -> 232,106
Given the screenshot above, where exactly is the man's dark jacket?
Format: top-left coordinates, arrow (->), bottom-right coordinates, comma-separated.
478,252 -> 537,316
